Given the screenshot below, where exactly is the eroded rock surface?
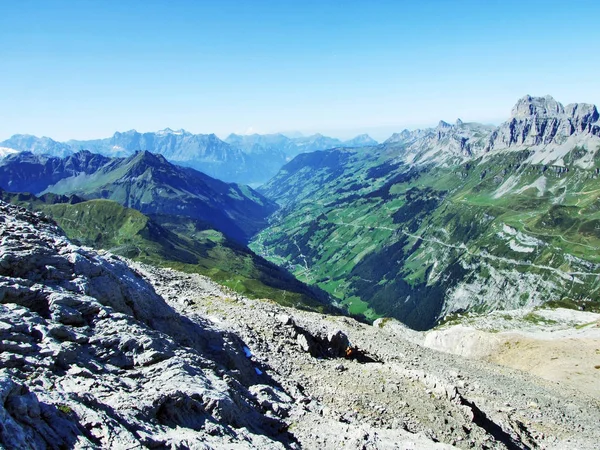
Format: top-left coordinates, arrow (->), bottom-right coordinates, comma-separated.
486,95 -> 600,165
0,201 -> 291,448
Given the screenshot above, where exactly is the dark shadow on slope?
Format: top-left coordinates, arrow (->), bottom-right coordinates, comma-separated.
458,396 -> 532,450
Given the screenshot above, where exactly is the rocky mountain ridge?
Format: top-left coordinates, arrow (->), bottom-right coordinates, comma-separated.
0,150 -> 110,194
0,150 -> 276,243
2,199 -> 600,449
382,95 -> 600,168
485,95 -> 600,167
383,120 -> 495,165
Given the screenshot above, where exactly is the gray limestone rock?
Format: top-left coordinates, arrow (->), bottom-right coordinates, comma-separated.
486,95 -> 600,156
0,201 -> 293,449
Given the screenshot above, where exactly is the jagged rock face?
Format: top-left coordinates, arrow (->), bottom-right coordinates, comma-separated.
383,121 -> 494,165
510,94 -> 565,118
486,95 -> 600,159
381,95 -> 599,168
0,201 -> 292,449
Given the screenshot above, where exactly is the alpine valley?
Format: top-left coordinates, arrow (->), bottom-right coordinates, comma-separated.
251,95 -> 600,329
0,150 -> 332,311
2,95 -> 600,329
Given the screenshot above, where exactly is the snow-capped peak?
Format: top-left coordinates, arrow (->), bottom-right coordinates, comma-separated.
0,147 -> 19,158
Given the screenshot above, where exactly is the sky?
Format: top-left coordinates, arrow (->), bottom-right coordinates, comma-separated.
1,0 -> 599,142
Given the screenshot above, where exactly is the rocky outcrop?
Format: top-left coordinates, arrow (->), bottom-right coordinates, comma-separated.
3,199 -> 600,448
485,95 -> 600,165
0,201 -> 291,448
141,262 -> 600,450
383,121 -> 495,165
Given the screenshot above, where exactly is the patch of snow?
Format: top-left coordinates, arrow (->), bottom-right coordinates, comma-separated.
0,147 -> 19,158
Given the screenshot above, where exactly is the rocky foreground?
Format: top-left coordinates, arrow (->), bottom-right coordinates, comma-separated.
1,200 -> 600,449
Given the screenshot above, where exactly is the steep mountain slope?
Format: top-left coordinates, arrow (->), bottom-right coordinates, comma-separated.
383,120 -> 495,165
0,147 -> 18,159
252,96 -> 600,329
0,200 -> 296,448
0,150 -> 276,243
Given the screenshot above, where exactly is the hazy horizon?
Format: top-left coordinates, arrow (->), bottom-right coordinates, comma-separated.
1,0 -> 599,142
0,117 -> 506,144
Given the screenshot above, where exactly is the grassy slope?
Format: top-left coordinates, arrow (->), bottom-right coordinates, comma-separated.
42,151 -> 277,243
251,147 -> 600,329
0,191 -> 332,313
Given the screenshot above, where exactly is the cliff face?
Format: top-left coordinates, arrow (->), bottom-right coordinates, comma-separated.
381,95 -> 600,168
383,120 -> 494,165
485,95 -> 600,166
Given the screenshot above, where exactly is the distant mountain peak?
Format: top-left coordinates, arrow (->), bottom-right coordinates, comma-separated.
343,134 -> 378,147
510,94 -> 564,119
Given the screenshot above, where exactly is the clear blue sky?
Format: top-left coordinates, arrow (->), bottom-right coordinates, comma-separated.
1,0 -> 599,141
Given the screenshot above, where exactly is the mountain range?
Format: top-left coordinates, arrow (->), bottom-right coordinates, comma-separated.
1,94 -> 599,330
0,150 -> 275,243
0,130 -> 379,185
250,95 -> 600,329
0,149 -> 337,308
